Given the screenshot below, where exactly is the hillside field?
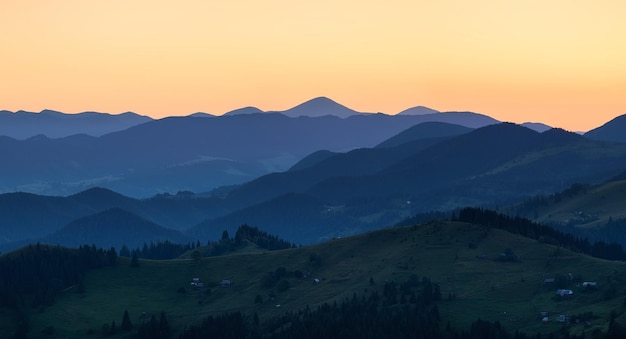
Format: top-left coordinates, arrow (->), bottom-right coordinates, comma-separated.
3,221 -> 626,338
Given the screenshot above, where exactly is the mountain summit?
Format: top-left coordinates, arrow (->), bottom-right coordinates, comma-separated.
397,106 -> 439,115
585,113 -> 626,143
278,97 -> 361,118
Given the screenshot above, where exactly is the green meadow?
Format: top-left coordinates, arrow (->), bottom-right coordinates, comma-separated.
5,221 -> 626,338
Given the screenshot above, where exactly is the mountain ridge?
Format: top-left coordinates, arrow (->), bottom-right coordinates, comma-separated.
585,113 -> 626,143
0,111 -> 499,197
0,109 -> 152,139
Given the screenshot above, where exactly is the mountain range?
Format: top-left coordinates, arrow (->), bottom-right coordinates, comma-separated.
0,109 -> 152,140
3,114 -> 626,251
0,98 -> 504,197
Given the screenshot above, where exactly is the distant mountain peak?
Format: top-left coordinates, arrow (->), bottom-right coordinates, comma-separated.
521,122 -> 553,133
303,96 -> 340,105
70,186 -> 122,197
397,106 -> 439,115
279,97 -> 360,118
224,106 -> 264,116
188,112 -> 216,118
40,109 -> 63,115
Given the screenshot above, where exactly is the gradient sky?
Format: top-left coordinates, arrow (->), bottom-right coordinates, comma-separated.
2,1 -> 625,131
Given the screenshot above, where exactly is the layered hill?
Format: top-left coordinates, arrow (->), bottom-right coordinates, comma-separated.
41,208 -> 189,250
190,124 -> 626,244
0,109 -> 498,197
0,188 -> 223,252
5,121 -> 626,249
0,109 -> 152,139
585,113 -> 626,143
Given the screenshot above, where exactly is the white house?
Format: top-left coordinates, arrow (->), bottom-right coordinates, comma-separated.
556,289 -> 573,296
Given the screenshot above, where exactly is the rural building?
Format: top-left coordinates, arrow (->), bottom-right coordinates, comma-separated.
582,281 -> 597,287
556,289 -> 573,296
220,279 -> 232,287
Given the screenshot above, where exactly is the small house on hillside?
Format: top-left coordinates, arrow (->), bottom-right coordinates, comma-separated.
556,289 -> 573,297
220,279 -> 232,287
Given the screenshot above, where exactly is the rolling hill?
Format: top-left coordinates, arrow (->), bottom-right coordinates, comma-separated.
189,123 -> 626,245
41,208 -> 189,250
3,219 -> 626,338
506,175 -> 626,247
0,188 -> 225,253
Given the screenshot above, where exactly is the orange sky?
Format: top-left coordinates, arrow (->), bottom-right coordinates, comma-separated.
1,0 -> 625,131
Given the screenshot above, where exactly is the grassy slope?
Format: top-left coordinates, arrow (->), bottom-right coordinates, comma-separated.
532,180 -> 626,228
6,221 -> 626,338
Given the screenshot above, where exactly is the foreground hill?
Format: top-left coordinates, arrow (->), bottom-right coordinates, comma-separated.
4,220 -> 626,338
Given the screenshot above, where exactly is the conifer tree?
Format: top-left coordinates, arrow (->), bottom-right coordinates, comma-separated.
131,250 -> 139,268
159,311 -> 170,338
121,309 -> 132,331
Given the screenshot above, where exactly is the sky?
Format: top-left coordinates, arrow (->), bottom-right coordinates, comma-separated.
1,0 -> 625,132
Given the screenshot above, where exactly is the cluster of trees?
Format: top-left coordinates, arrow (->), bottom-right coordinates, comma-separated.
0,244 -> 117,309
100,309 -> 171,338
234,224 -> 296,251
180,275 -> 444,339
120,240 -> 199,260
0,244 -> 118,338
455,207 -> 626,261
119,225 -> 296,260
200,225 -> 296,257
136,311 -> 171,339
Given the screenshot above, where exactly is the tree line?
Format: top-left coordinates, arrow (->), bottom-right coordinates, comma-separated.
0,243 -> 117,310
455,207 -> 626,261
175,273 -> 605,339
180,274 -> 444,339
119,224 -> 296,260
